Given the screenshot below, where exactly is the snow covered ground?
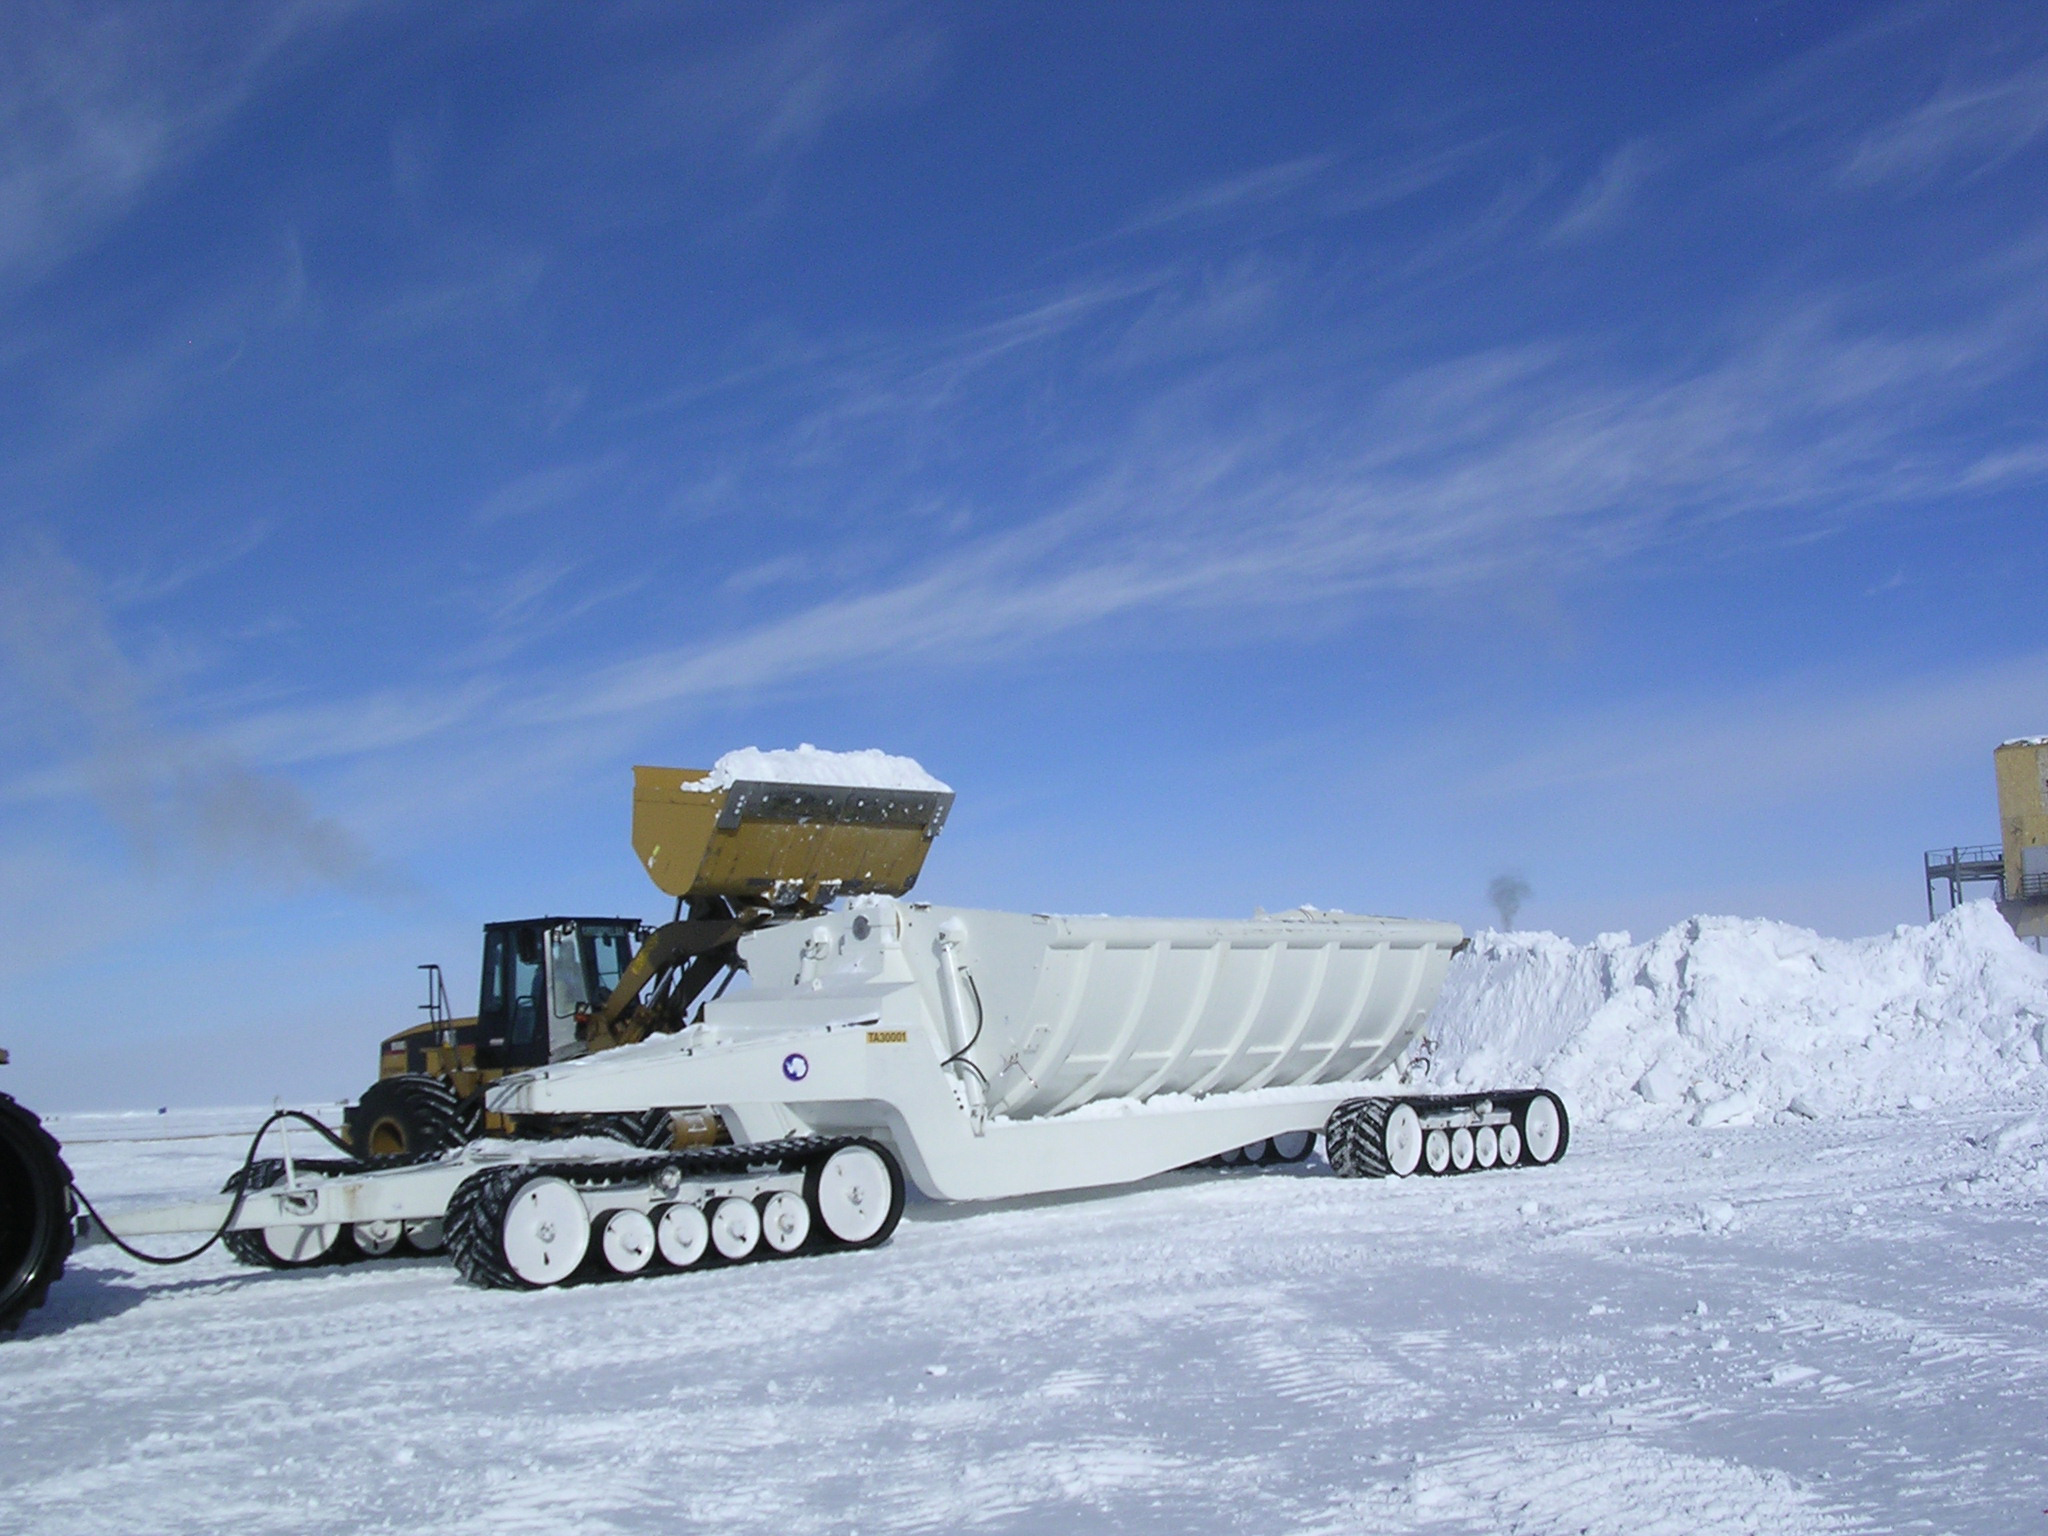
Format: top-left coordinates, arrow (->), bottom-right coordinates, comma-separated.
6,905 -> 2048,1534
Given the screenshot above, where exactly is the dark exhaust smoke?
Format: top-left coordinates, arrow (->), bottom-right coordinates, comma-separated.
1488,874 -> 1530,930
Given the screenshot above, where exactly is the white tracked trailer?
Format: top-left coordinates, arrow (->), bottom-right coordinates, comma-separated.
79,750 -> 1568,1297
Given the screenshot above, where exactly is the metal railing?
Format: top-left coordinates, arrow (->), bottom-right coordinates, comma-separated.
1924,844 -> 2004,872
1925,844 -> 2008,920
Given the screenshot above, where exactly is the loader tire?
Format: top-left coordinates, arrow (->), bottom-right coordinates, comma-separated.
593,1110 -> 676,1150
445,1164 -> 533,1290
1325,1098 -> 1422,1179
346,1075 -> 468,1159
0,1092 -> 73,1334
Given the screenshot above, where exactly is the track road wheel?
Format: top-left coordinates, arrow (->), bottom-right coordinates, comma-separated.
655,1203 -> 710,1268
261,1223 -> 348,1265
759,1190 -> 811,1254
1268,1130 -> 1317,1164
0,1091 -> 74,1334
500,1177 -> 590,1285
1449,1127 -> 1475,1171
353,1220 -> 402,1258
1325,1099 -> 1423,1178
805,1141 -> 905,1249
346,1075 -> 467,1158
448,1166 -> 589,1289
1475,1126 -> 1499,1169
709,1197 -> 760,1261
1518,1091 -> 1570,1165
1423,1129 -> 1451,1175
598,1209 -> 656,1275
1497,1124 -> 1523,1167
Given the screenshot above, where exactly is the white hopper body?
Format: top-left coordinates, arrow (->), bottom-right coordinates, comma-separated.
736,899 -> 1461,1115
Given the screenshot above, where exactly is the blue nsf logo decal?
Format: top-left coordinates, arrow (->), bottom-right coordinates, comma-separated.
781,1052 -> 809,1082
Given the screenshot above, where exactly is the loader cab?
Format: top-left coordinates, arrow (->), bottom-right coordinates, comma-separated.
475,918 -> 640,1069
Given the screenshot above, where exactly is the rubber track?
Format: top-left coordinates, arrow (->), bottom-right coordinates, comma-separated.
444,1164 -> 531,1289
1325,1098 -> 1397,1178
0,1091 -> 74,1333
445,1135 -> 860,1290
1325,1091 -> 1569,1179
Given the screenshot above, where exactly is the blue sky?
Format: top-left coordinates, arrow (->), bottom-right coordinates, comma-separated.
5,2 -> 2047,1108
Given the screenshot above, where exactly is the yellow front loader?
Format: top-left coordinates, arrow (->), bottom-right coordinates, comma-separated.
345,765 -> 955,1157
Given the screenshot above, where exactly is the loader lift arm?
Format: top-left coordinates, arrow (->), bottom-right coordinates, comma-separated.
576,902 -> 760,1051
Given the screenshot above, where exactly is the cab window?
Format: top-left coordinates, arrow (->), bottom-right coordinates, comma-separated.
510,927 -> 543,1047
582,926 -> 635,1006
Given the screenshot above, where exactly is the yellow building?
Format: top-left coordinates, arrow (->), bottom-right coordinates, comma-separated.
1995,736 -> 2048,939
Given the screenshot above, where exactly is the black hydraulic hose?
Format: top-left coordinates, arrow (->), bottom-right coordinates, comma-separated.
65,1109 -> 357,1267
940,971 -> 989,1086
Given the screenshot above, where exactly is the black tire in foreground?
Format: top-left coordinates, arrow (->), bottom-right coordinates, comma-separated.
346,1074 -> 469,1158
592,1110 -> 678,1150
0,1091 -> 74,1334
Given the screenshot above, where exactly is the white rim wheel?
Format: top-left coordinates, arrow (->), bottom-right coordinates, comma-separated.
1450,1127 -> 1475,1171
501,1176 -> 590,1286
352,1219 -> 402,1257
1242,1139 -> 1272,1165
710,1196 -> 761,1260
404,1218 -> 445,1253
1383,1104 -> 1423,1177
1523,1093 -> 1563,1163
655,1203 -> 709,1268
1497,1124 -> 1522,1166
1424,1128 -> 1451,1174
1217,1144 -> 1243,1167
760,1190 -> 811,1254
1475,1126 -> 1499,1168
262,1224 -> 341,1264
813,1145 -> 892,1244
1270,1130 -> 1315,1163
599,1208 -> 656,1274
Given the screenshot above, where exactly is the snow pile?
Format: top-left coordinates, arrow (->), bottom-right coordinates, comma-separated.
1426,902 -> 2048,1129
684,744 -> 951,793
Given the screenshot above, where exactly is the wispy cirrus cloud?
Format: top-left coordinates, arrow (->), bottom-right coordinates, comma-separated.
507,227 -> 2048,728
0,0 -> 370,296
555,3 -> 943,175
1842,50 -> 2048,188
1545,139 -> 1661,243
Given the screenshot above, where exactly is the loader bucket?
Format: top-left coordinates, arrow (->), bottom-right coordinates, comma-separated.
631,765 -> 953,907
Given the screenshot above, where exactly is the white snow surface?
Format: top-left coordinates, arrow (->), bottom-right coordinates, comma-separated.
13,1100 -> 2048,1533
682,744 -> 951,793
1427,901 -> 2048,1130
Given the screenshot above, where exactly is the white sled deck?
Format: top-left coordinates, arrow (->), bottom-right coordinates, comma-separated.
485,898 -> 1465,1201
